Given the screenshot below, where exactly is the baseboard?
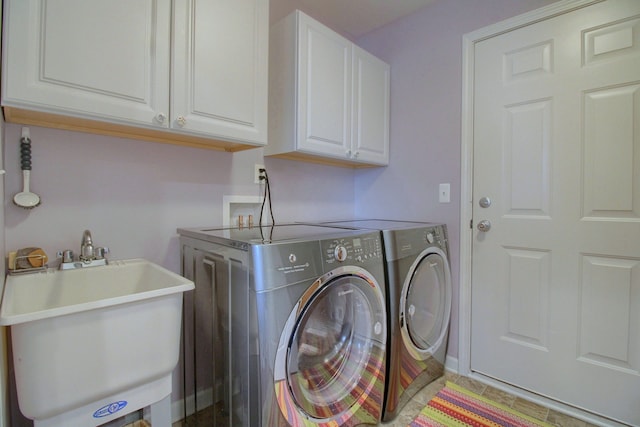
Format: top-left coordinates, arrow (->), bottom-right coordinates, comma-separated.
444,355 -> 459,374
169,387 -> 213,423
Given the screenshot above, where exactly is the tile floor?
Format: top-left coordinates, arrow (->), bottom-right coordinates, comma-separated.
380,371 -> 597,427
169,372 -> 596,427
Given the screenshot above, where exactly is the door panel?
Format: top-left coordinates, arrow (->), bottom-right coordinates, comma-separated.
579,255 -> 640,373
471,1 -> 640,425
583,84 -> 640,219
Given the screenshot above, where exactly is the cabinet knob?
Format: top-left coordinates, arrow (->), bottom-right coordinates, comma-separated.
155,113 -> 166,124
353,151 -> 360,158
346,149 -> 352,158
176,115 -> 187,127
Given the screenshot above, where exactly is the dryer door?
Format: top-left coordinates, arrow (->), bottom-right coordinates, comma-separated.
399,247 -> 452,360
274,266 -> 386,425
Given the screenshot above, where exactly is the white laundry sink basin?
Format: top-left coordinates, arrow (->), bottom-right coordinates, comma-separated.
0,259 -> 194,426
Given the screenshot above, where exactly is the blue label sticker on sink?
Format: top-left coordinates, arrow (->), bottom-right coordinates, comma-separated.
93,400 -> 127,418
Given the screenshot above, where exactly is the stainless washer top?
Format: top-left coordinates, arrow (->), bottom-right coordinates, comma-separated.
178,223 -> 370,249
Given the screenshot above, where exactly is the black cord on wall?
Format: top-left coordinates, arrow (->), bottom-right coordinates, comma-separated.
258,167 -> 275,228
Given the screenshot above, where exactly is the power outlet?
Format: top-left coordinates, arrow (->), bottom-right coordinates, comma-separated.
254,164 -> 266,184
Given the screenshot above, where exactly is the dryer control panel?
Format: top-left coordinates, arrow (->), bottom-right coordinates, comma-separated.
424,226 -> 447,249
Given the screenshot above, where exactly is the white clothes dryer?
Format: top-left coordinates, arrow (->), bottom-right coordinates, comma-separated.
178,224 -> 387,427
312,220 -> 452,422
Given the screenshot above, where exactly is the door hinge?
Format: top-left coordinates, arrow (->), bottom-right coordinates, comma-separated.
470,219 -> 473,229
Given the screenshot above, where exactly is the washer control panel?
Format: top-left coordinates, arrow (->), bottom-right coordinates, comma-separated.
322,235 -> 382,266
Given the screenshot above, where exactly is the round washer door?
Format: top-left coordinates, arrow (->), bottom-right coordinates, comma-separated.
274,265 -> 386,425
399,247 -> 452,360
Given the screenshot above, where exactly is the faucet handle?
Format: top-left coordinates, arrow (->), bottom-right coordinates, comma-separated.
94,247 -> 109,260
57,250 -> 74,263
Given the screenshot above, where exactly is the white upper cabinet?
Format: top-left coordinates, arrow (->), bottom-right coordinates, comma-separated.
297,13 -> 352,160
1,0 -> 268,150
351,46 -> 390,165
2,0 -> 170,127
171,0 -> 268,145
267,10 -> 390,167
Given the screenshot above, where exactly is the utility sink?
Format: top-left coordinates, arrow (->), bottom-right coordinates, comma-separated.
0,259 -> 194,427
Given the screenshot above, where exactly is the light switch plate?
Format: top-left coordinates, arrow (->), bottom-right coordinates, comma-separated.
439,183 -> 450,203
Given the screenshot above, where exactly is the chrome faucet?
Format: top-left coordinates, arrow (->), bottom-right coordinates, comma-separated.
80,229 -> 94,261
58,230 -> 109,270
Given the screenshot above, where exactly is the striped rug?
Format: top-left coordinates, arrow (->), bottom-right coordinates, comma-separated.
409,381 -> 554,427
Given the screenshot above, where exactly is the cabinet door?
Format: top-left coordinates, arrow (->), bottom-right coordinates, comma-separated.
172,0 -> 268,145
352,46 -> 390,165
296,13 -> 352,159
1,0 -> 170,127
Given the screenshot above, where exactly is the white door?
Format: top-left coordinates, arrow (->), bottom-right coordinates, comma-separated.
1,0 -> 170,127
471,1 -> 640,425
352,46 -> 390,166
171,0 -> 268,145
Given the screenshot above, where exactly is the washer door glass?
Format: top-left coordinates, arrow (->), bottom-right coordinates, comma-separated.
405,253 -> 449,351
286,275 -> 382,419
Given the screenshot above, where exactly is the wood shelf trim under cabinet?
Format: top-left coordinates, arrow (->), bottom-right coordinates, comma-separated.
2,107 -> 261,152
265,150 -> 383,169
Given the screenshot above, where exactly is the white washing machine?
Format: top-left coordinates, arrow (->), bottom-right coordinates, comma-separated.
178,224 -> 387,427
312,220 -> 452,422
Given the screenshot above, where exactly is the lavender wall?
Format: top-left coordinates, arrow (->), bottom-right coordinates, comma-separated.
354,0 -> 560,360
3,124 -> 356,273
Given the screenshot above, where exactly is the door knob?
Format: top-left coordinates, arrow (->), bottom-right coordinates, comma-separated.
477,220 -> 491,232
479,197 -> 491,208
